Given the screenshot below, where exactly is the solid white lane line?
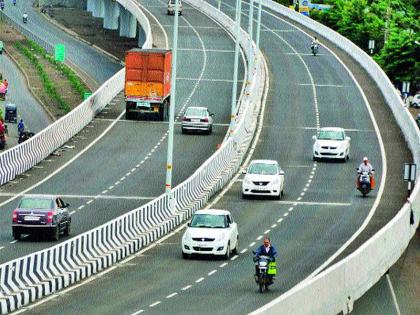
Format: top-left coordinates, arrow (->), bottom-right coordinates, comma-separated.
208,270 -> 217,276
240,249 -> 248,254
249,242 -> 256,247
149,301 -> 161,307
166,292 -> 178,298
219,263 -> 228,268
230,255 -> 239,261
182,285 -> 192,291
386,274 -> 402,315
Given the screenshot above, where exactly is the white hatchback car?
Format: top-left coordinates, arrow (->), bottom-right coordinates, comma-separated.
242,160 -> 285,199
167,0 -> 183,15
313,127 -> 350,162
182,209 -> 238,259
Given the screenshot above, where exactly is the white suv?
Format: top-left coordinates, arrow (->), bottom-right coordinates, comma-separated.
182,209 -> 238,259
167,0 -> 183,15
242,160 -> 285,199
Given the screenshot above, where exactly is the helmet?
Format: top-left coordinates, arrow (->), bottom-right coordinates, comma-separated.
363,157 -> 368,162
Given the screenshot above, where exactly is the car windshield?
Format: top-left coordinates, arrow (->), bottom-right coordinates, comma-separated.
248,163 -> 278,175
170,0 -> 181,3
18,198 -> 53,209
185,108 -> 207,117
318,130 -> 344,140
190,214 -> 226,228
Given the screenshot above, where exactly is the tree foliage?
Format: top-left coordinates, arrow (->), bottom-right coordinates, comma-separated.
307,0 -> 419,90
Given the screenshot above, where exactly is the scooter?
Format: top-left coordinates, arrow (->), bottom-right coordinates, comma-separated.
23,14 -> 28,23
311,44 -> 318,56
357,170 -> 374,197
253,252 -> 276,293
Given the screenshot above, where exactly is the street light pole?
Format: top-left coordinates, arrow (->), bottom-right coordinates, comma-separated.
248,0 -> 254,82
165,0 -> 180,206
218,0 -> 222,10
230,0 -> 242,133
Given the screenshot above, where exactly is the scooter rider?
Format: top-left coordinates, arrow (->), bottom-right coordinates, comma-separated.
23,13 -> 28,23
17,118 -> 25,135
357,157 -> 375,188
311,36 -> 320,49
254,237 -> 278,284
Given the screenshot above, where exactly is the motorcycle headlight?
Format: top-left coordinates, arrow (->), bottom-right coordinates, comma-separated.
259,261 -> 268,267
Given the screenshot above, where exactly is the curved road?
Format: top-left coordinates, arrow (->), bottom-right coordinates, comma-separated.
0,0 -> 244,264
15,1 -> 409,314
0,53 -> 52,148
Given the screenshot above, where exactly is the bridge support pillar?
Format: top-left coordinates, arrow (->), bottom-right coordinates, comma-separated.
103,0 -> 120,30
92,0 -> 105,18
119,7 -> 137,38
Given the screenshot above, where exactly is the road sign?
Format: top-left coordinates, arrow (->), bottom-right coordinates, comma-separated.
83,92 -> 92,100
54,44 -> 65,62
402,81 -> 410,94
403,163 -> 416,181
368,39 -> 375,54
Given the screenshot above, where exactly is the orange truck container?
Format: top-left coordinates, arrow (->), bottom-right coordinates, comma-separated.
124,49 -> 172,120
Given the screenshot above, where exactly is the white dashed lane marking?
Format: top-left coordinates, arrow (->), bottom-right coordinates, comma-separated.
219,263 -> 228,268
149,301 -> 161,308
208,270 -> 217,276
166,292 -> 178,298
181,285 -> 192,291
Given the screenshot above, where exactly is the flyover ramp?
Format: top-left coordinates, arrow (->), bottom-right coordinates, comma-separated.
23,0 -> 411,314
0,1 -> 244,265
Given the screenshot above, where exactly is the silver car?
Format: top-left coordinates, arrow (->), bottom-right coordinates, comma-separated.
181,106 -> 214,134
167,0 -> 183,15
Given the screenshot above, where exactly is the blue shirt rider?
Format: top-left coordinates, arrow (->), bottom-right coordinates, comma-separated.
254,237 -> 278,283
17,119 -> 25,135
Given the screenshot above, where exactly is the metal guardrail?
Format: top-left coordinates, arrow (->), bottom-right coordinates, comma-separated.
0,0 -> 267,313
251,2 -> 420,314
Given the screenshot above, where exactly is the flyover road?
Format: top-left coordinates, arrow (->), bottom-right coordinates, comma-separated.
1,0 -> 122,86
0,0 -> 244,264
0,52 -> 52,148
20,1 -> 410,314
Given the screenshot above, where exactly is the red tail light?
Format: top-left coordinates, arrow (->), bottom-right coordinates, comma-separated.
47,211 -> 56,223
12,210 -> 18,223
201,118 -> 208,122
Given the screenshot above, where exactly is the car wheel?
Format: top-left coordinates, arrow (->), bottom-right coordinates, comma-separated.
242,193 -> 248,199
12,229 -> 21,240
182,128 -> 186,134
207,126 -> 212,135
51,226 -> 60,241
64,222 -> 71,236
232,236 -> 239,255
223,243 -> 230,260
182,252 -> 189,259
313,156 -> 317,162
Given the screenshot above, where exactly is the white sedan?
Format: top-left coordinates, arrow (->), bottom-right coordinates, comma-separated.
242,160 -> 285,199
182,209 -> 238,259
312,127 -> 350,162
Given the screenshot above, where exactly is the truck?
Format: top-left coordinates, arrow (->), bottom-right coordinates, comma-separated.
125,49 -> 172,121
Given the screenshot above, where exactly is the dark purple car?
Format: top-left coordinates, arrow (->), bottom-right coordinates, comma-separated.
12,195 -> 71,241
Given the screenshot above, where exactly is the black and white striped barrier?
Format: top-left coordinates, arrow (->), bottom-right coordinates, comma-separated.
0,0 -> 267,313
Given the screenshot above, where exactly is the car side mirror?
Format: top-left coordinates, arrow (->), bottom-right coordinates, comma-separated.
65,203 -> 70,208
312,135 -> 317,140
187,222 -> 191,227
279,170 -> 285,175
210,113 -> 215,116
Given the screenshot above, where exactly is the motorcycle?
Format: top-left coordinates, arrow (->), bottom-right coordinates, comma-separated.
311,44 -> 318,56
253,252 -> 276,293
23,14 -> 28,23
357,169 -> 374,197
18,131 -> 35,144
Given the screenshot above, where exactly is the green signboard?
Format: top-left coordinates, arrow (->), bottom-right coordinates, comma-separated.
83,92 -> 93,100
54,44 -> 65,62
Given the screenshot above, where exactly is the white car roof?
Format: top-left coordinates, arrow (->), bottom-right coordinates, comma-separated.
249,159 -> 278,165
194,209 -> 231,216
319,127 -> 345,132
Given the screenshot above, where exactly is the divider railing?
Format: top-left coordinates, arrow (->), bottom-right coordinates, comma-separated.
251,2 -> 420,314
0,1 -> 267,314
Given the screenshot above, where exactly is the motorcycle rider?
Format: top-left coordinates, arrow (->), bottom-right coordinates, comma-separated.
23,13 -> 28,23
17,118 -> 25,135
254,237 -> 278,284
357,157 -> 375,189
311,36 -> 320,52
